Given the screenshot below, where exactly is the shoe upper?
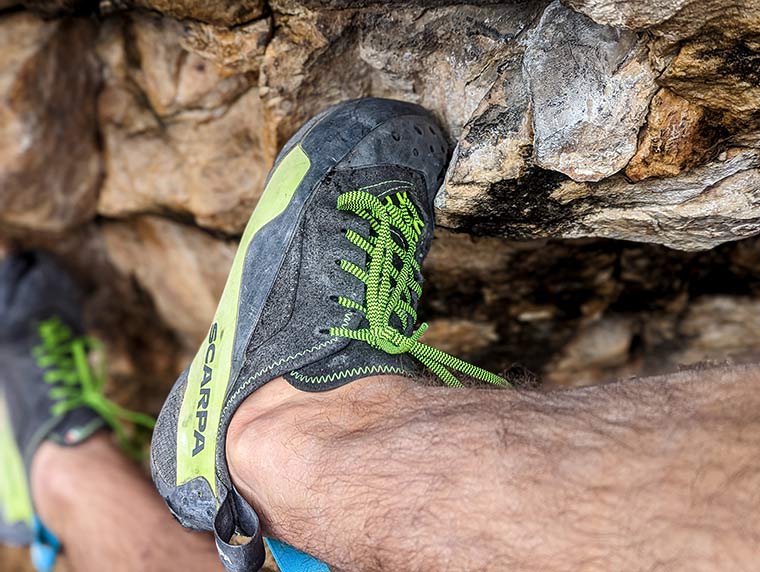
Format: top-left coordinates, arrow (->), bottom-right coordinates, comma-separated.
0,253 -> 105,469
151,98 -> 506,572
0,253 -> 101,571
0,391 -> 34,546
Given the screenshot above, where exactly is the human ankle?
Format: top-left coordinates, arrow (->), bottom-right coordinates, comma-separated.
225,375 -> 410,528
30,433 -> 112,534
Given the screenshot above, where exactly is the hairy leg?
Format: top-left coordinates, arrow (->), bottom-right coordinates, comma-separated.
227,367 -> 760,572
31,434 -> 221,572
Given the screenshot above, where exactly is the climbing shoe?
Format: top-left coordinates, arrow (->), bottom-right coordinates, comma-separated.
150,97 -> 506,572
0,392 -> 60,572
0,252 -> 155,570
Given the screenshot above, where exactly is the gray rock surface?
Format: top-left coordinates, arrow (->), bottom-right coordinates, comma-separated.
524,1 -> 658,182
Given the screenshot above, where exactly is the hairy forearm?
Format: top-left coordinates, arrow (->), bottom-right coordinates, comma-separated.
228,367 -> 760,572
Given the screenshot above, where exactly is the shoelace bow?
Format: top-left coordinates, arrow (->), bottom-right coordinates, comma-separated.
33,318 -> 155,459
330,189 -> 507,388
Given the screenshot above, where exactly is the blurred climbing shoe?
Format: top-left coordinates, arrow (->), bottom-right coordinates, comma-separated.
0,252 -> 155,571
0,392 -> 60,572
150,97 -> 507,572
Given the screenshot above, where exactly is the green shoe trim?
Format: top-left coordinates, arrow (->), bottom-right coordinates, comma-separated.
288,364 -> 409,385
0,393 -> 33,528
329,183 -> 508,388
34,318 -> 156,460
176,144 -> 311,493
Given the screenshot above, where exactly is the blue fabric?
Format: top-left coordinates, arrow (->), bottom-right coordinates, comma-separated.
265,537 -> 330,572
31,517 -> 60,572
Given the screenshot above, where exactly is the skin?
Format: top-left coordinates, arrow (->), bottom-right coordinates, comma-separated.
33,366 -> 760,572
32,435 -> 222,572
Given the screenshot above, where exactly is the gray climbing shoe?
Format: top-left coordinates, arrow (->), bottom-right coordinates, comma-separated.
0,253 -> 105,469
0,252 -> 153,570
150,97 -> 506,572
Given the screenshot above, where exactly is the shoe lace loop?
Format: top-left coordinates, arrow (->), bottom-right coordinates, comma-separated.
33,318 -> 155,459
330,189 -> 507,388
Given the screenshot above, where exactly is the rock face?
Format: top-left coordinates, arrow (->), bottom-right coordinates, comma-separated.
125,0 -> 265,26
0,12 -> 100,234
96,14 -> 272,233
102,215 -> 236,347
625,88 -> 722,181
524,1 -> 658,182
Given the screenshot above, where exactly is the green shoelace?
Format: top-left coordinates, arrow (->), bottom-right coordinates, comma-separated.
33,318 -> 156,459
330,188 -> 508,388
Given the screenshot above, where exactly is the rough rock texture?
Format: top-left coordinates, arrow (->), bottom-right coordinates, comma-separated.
0,12 -> 100,234
565,0 -> 760,126
625,88 -> 723,181
102,215 -> 236,347
524,1 -> 658,181
124,0 -> 265,26
96,14 -> 271,233
423,231 -> 760,387
20,0 -> 266,24
258,1 -> 545,149
563,0 -> 760,39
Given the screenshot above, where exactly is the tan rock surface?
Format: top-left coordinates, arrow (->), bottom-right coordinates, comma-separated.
564,0 -> 760,41
125,0 -> 265,26
260,0 -> 543,148
180,17 -> 272,74
102,215 -> 236,348
625,89 -> 723,181
0,13 -> 100,234
96,14 -> 273,233
676,296 -> 760,365
659,32 -> 760,127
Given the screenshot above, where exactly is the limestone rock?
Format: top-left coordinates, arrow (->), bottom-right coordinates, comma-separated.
676,296 -> 760,365
547,317 -> 636,386
97,15 -> 272,233
124,0 -> 265,26
563,0 -> 760,41
102,215 -> 236,347
659,31 -> 760,128
260,0 -> 544,148
438,61 -> 533,221
423,231 -> 760,386
0,13 -> 100,234
524,1 -> 658,181
559,148 -> 760,250
127,15 -> 255,116
422,319 -> 499,358
441,146 -> 760,251
625,88 -> 724,181
565,0 -> 760,127
180,17 -> 272,74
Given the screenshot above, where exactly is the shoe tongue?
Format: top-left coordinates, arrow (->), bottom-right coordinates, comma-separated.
284,338 -> 419,392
